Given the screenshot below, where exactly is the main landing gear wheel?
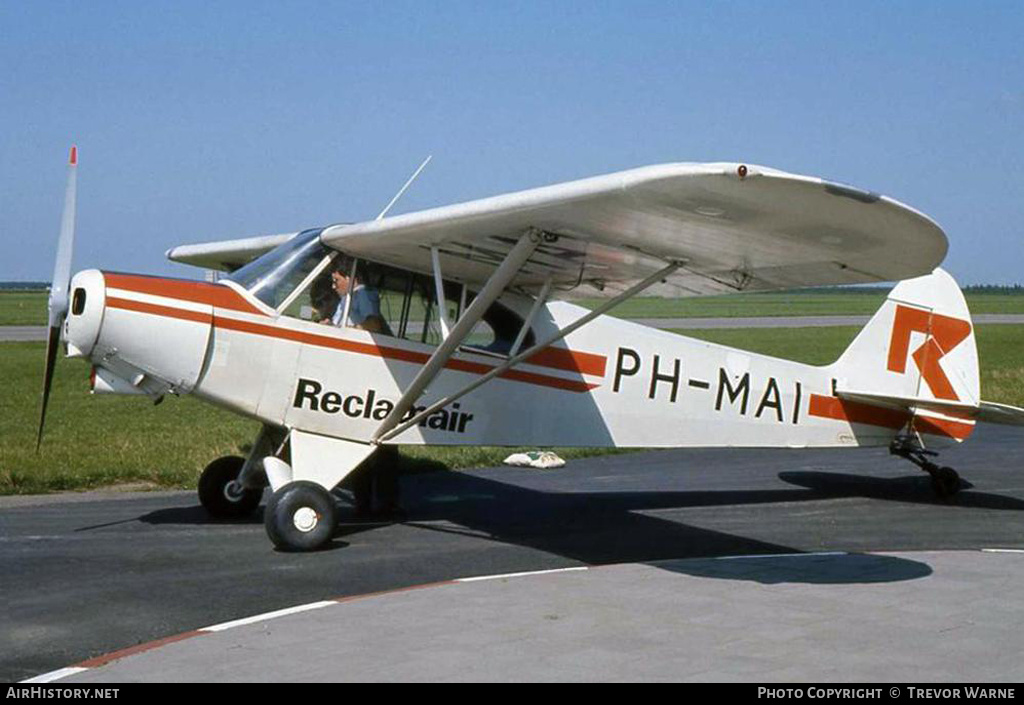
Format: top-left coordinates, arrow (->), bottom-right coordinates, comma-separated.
198,455 -> 263,518
264,481 -> 337,552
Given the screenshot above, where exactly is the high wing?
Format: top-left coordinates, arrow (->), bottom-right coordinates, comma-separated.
165,162 -> 947,295
319,162 -> 948,296
166,232 -> 298,272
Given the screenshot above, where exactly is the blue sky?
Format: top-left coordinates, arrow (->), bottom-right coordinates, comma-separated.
2,1 -> 1022,284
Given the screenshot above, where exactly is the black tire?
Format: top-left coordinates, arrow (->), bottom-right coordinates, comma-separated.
198,456 -> 263,518
264,481 -> 337,552
931,466 -> 962,499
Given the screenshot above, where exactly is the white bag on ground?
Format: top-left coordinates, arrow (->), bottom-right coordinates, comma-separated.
503,450 -> 566,469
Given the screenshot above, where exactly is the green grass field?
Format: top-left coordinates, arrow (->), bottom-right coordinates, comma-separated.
0,291 -> 49,326
2,323 -> 1022,495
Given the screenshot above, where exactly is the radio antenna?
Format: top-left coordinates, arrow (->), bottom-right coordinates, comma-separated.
375,155 -> 433,221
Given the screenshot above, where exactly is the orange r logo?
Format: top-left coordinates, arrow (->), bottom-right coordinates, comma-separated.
887,305 -> 971,401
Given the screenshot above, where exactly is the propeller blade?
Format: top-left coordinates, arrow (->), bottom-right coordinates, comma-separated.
48,145 -> 78,327
36,325 -> 62,452
36,146 -> 78,451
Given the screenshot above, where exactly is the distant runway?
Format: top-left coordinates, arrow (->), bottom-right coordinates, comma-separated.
1,326 -> 52,342
5,314 -> 1024,342
632,313 -> 1024,329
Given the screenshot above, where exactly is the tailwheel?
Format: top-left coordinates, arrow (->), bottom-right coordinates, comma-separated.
929,465 -> 962,499
265,481 -> 337,552
890,437 -> 963,500
198,455 -> 263,518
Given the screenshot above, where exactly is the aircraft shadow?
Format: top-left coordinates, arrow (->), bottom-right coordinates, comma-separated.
341,468 -> 941,584
651,552 -> 933,585
133,504 -> 263,526
108,465 -> 1023,533
125,456 -> 1023,582
778,471 -> 1024,510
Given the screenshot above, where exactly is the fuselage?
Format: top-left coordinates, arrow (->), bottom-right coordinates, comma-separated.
63,269 -> 971,450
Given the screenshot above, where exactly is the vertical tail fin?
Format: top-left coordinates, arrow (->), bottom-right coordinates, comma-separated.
833,268 -> 979,407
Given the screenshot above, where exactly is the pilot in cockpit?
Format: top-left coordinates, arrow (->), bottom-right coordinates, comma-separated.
316,257 -> 390,334
309,274 -> 339,325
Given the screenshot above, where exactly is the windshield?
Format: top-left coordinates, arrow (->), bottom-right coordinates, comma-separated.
227,228 -> 333,309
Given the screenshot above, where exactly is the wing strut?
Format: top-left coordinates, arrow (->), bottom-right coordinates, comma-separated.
371,229 -> 544,442
509,276 -> 552,357
375,259 -> 683,444
431,246 -> 452,339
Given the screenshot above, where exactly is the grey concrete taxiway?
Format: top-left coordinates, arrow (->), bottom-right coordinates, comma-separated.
4,425 -> 1024,682
53,551 -> 1024,682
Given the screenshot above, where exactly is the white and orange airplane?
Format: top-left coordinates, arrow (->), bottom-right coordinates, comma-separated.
38,148 -> 1024,551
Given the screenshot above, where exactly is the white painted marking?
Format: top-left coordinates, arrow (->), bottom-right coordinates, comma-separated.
457,567 -> 589,583
982,548 -> 1024,554
106,287 -> 210,314
21,667 -> 89,683
201,601 -> 337,632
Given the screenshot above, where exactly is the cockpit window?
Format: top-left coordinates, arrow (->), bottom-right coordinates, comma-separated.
463,291 -> 535,354
231,237 -> 536,353
227,228 -> 332,309
276,255 -> 534,353
366,261 -> 533,353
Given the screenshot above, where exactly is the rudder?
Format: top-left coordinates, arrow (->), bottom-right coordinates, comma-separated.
832,268 -> 979,407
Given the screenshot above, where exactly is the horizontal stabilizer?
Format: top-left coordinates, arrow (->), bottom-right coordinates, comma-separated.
837,389 -> 1024,429
977,401 -> 1024,427
836,390 -> 976,417
832,388 -> 976,442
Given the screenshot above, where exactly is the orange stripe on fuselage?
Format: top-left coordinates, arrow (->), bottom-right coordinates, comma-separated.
106,296 -> 213,324
808,394 -> 909,430
104,285 -> 601,394
104,272 -> 267,316
102,273 -> 606,378
807,393 -> 974,440
911,415 -> 975,441
525,347 -> 606,378
213,316 -> 599,393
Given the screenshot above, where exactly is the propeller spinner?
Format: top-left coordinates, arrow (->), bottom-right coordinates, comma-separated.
36,145 -> 78,451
